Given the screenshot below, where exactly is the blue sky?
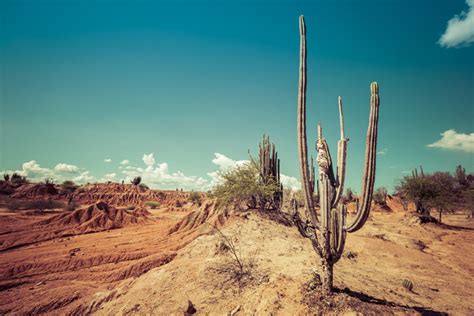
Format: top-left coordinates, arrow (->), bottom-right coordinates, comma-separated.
1,0 -> 473,192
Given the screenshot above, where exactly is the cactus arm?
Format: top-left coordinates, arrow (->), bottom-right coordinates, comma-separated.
297,15 -> 319,227
332,96 -> 348,207
310,156 -> 315,194
346,82 -> 380,233
330,204 -> 347,263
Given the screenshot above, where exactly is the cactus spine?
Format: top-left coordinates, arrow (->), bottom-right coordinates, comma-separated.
293,15 -> 380,294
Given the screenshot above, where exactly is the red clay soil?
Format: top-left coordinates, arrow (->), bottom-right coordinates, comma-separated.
0,197 -> 227,315
11,182 -> 195,208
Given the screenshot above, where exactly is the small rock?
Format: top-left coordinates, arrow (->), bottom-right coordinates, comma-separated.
185,300 -> 196,315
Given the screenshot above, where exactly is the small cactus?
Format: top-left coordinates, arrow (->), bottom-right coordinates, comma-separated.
402,279 -> 414,291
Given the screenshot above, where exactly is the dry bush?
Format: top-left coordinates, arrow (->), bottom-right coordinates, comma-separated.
211,225 -> 259,288
6,199 -> 65,211
188,191 -> 202,206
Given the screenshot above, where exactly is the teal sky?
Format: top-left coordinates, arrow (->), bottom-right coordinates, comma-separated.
1,0 -> 473,192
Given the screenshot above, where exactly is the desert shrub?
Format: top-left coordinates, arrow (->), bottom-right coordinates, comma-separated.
3,174 -> 10,181
6,199 -> 65,211
139,183 -> 149,190
44,178 -> 54,185
212,225 -> 256,286
188,191 -> 202,205
341,187 -> 355,203
373,187 -> 388,206
131,176 -> 142,186
145,201 -> 160,209
283,188 -> 308,209
10,173 -> 27,187
5,199 -> 21,211
210,162 -> 281,210
175,200 -> 183,208
30,199 -> 64,210
306,269 -> 322,290
61,180 -> 77,193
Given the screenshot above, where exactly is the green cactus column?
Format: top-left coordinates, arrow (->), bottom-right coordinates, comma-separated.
294,15 -> 380,294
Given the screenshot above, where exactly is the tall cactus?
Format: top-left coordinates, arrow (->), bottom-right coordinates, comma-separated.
293,15 -> 380,294
257,134 -> 283,210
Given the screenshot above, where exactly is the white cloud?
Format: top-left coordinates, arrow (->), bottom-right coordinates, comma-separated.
427,129 -> 474,153
104,158 -> 112,163
120,153 -> 208,190
377,148 -> 388,155
22,160 -> 50,176
120,159 -> 129,165
54,163 -> 79,173
280,174 -> 301,191
103,173 -> 116,180
142,153 -> 155,167
212,153 -> 248,170
72,171 -> 94,183
1,160 -> 95,184
438,0 -> 474,48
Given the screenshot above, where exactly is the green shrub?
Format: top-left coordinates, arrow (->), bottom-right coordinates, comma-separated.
61,180 -> 77,192
145,201 -> 160,209
188,191 -> 202,205
6,199 -> 65,211
10,173 -> 27,187
373,187 -> 388,206
44,178 -> 54,185
131,176 -> 142,186
210,162 -> 281,210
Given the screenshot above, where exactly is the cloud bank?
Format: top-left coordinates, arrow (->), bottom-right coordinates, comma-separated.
427,129 -> 474,153
2,160 -> 94,184
438,0 -> 474,48
1,153 -> 302,191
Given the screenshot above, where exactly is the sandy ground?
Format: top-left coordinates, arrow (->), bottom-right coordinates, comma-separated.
0,202 -> 473,315
0,205 -> 208,315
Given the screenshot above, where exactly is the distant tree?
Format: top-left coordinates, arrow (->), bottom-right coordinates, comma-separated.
10,173 -> 27,187
373,187 -> 388,206
344,187 -> 355,203
455,165 -> 469,189
396,173 -> 437,222
3,174 -> 10,181
131,176 -> 142,186
397,170 -> 459,223
61,180 -> 77,193
188,191 -> 202,206
428,172 -> 458,223
462,185 -> 474,218
139,183 -> 149,190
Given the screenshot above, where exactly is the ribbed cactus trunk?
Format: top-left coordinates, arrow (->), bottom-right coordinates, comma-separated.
294,15 -> 380,295
258,134 -> 283,210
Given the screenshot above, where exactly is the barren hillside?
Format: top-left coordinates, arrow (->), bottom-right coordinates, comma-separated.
0,194 -> 472,315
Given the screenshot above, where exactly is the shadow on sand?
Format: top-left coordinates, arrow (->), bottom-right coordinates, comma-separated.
336,287 -> 448,316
